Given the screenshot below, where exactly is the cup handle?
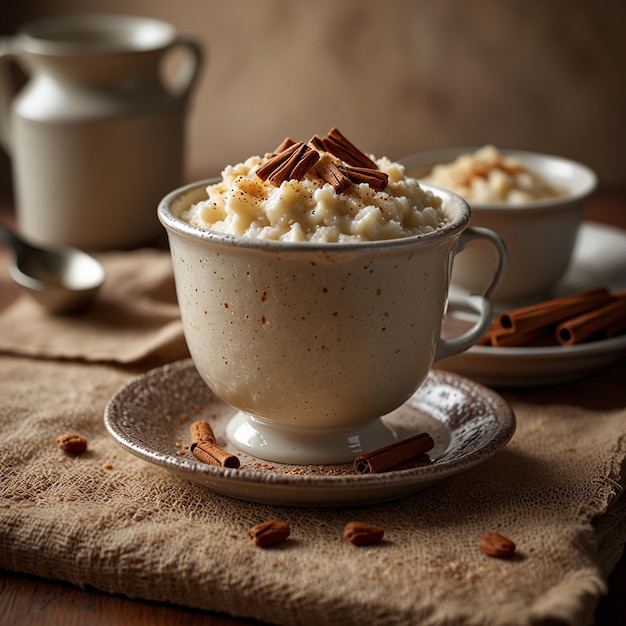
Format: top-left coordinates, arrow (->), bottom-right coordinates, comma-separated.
166,35 -> 204,103
434,226 -> 507,361
0,36 -> 19,154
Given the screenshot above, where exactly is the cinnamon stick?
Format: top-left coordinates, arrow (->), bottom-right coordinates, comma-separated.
354,432 -> 434,474
268,142 -> 309,186
189,420 -> 239,468
257,128 -> 387,191
482,326 -> 558,347
388,454 -> 433,471
288,146 -> 320,180
497,287 -> 612,334
317,161 -> 352,193
309,134 -> 326,151
340,166 -> 389,192
258,141 -> 320,187
256,141 -> 303,182
556,292 -> 626,345
322,127 -> 378,169
604,315 -> 626,339
192,441 -> 240,469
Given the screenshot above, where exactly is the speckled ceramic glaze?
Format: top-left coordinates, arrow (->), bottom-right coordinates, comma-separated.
104,359 -> 516,507
158,180 -> 506,464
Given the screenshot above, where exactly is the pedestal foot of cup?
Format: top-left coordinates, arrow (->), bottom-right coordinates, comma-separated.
226,412 -> 397,465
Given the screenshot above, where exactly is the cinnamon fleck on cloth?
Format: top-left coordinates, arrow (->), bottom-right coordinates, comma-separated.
0,249 -> 625,626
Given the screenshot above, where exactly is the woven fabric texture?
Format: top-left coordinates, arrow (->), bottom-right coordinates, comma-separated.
1,250 -> 625,626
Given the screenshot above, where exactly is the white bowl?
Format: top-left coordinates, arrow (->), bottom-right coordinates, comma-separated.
399,148 -> 597,305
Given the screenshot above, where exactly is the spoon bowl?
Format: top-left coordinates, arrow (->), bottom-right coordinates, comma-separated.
1,221 -> 105,313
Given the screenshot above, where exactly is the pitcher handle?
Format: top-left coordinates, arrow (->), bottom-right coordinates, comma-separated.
167,35 -> 204,103
0,36 -> 19,154
434,226 -> 507,361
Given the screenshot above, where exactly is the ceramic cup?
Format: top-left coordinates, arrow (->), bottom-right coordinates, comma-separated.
400,148 -> 597,306
0,14 -> 202,250
159,179 -> 506,464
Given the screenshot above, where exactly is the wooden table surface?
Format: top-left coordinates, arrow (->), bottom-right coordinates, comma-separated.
1,190 -> 625,625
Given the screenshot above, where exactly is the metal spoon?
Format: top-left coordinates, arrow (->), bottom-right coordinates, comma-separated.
0,221 -> 105,313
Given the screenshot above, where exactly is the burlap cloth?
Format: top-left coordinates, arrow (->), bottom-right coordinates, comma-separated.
1,248 -> 625,626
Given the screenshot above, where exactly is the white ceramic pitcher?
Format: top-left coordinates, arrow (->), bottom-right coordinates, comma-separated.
0,14 -> 203,250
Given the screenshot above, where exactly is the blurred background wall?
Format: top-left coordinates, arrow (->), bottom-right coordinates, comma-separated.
1,0 -> 624,196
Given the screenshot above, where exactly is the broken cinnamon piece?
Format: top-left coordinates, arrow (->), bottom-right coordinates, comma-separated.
343,521 -> 385,546
354,432 -> 435,474
56,433 -> 88,454
340,165 -> 389,192
322,127 -> 378,169
248,519 -> 290,547
189,420 -> 216,446
556,292 -> 626,345
192,441 -> 240,468
479,532 -> 516,558
255,141 -> 303,182
317,161 -> 352,193
497,287 -> 612,334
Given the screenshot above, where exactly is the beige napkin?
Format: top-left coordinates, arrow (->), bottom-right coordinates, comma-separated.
0,351 -> 625,626
0,248 -> 189,365
1,246 -> 625,625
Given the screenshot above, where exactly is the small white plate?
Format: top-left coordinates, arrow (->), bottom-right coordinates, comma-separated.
440,222 -> 626,387
104,359 -> 515,507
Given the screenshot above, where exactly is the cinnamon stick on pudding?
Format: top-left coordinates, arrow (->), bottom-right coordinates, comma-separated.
321,126 -> 378,169
339,166 -> 389,192
354,433 -> 435,474
317,161 -> 352,193
254,127 -> 389,192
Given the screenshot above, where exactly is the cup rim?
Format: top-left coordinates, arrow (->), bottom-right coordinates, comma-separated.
157,178 -> 471,253
399,147 -> 597,213
17,14 -> 177,56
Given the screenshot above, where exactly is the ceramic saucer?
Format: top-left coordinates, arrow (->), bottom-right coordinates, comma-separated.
104,359 -> 515,507
441,222 -> 626,387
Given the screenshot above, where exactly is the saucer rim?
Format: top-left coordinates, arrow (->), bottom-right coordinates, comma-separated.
104,359 -> 516,506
